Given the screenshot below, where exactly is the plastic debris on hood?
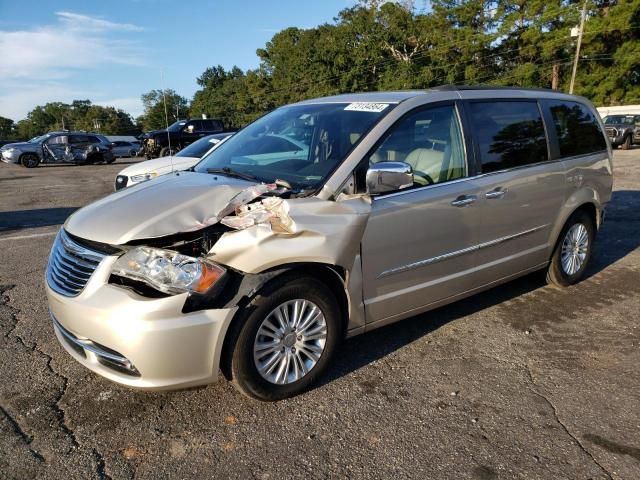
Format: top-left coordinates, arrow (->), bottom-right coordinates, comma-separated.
221,196 -> 294,234
216,183 -> 278,220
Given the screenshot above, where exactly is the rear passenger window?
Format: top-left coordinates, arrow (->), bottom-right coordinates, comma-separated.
547,101 -> 607,156
469,101 -> 547,173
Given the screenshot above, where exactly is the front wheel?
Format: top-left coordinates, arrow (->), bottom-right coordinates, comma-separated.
20,153 -> 40,168
159,146 -> 177,157
228,275 -> 342,401
546,210 -> 594,287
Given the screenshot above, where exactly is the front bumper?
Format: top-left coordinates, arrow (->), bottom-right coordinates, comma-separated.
46,255 -> 238,390
608,135 -> 625,146
1,149 -> 21,164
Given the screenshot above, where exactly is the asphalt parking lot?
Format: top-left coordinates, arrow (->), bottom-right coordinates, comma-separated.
0,150 -> 639,480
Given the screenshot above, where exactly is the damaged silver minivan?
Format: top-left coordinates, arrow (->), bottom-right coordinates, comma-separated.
46,88 -> 613,400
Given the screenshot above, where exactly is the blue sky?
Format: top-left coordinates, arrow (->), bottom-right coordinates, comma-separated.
0,0 -> 355,121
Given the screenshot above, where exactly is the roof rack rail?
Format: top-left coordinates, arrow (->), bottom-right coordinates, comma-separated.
431,84 -> 564,94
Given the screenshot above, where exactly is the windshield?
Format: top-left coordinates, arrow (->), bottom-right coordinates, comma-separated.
195,102 -> 393,190
604,115 -> 634,125
167,120 -> 187,132
177,134 -> 230,158
29,134 -> 52,143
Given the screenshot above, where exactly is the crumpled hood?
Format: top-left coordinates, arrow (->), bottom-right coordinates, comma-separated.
65,171 -> 253,245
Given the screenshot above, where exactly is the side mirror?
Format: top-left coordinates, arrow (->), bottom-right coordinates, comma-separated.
366,161 -> 414,195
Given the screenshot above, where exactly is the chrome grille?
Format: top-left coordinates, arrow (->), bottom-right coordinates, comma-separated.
605,127 -> 618,137
47,230 -> 106,297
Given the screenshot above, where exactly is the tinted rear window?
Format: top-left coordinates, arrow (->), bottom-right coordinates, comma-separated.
469,101 -> 548,173
547,101 -> 607,157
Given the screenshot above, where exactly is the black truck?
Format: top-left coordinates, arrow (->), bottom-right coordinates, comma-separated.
603,114 -> 640,150
140,118 -> 232,158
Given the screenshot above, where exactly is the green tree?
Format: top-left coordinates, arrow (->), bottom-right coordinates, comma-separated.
139,89 -> 190,131
0,116 -> 15,140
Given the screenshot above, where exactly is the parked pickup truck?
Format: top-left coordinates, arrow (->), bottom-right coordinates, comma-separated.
140,118 -> 233,158
603,114 -> 640,149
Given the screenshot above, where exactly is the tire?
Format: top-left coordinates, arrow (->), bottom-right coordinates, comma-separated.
621,135 -> 632,150
159,147 -> 177,157
106,156 -> 116,164
546,210 -> 595,287
227,274 -> 342,401
20,153 -> 40,168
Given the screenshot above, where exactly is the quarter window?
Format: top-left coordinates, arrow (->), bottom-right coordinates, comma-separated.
548,101 -> 607,157
368,104 -> 466,187
469,101 -> 548,173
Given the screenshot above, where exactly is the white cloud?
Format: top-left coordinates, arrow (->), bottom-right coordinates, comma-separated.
0,13 -> 146,80
0,12 -> 147,120
56,11 -> 145,32
0,83 -> 94,120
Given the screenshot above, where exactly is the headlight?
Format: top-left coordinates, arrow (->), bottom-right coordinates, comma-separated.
130,172 -> 158,183
3,148 -> 16,155
112,247 -> 226,295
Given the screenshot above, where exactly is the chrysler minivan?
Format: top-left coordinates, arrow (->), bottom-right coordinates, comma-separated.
46,87 -> 613,400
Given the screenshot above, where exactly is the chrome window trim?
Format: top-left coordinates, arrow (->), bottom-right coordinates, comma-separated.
373,158 -> 566,201
377,224 -> 549,279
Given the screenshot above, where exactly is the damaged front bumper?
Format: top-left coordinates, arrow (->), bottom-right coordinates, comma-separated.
46,255 -> 237,390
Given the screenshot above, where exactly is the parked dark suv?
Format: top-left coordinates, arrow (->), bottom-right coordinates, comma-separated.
0,132 -> 115,168
140,118 -> 231,158
603,114 -> 640,149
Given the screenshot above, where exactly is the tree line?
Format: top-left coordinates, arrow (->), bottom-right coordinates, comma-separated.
2,0 -> 638,139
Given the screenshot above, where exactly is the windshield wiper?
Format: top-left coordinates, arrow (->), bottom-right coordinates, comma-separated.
207,167 -> 260,182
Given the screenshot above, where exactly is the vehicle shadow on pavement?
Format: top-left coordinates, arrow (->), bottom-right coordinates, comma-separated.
0,207 -> 78,232
321,272 -> 546,387
586,189 -> 640,278
321,189 -> 640,387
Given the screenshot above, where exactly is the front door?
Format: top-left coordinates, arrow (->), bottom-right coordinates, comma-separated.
360,103 -> 482,324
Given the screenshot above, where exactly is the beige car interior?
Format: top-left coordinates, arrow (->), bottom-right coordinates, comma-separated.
370,106 -> 466,186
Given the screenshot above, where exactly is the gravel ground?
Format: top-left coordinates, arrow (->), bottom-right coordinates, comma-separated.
0,150 -> 639,480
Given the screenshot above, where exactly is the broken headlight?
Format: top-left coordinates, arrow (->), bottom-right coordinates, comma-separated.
112,247 -> 225,295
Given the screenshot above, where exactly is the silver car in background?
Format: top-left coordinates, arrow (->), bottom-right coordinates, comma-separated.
45,87 -> 612,401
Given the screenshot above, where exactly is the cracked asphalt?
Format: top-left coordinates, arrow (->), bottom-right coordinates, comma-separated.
0,150 -> 639,480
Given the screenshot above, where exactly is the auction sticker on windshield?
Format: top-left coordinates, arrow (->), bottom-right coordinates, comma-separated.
344,102 -> 390,113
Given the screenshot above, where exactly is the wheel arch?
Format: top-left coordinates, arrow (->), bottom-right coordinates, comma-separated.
548,193 -> 600,261
218,262 -> 351,380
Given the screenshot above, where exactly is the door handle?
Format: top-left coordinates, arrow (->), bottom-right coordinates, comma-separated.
485,188 -> 508,199
451,195 -> 477,207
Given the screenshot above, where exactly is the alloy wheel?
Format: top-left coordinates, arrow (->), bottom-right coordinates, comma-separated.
561,223 -> 589,276
253,299 -> 327,385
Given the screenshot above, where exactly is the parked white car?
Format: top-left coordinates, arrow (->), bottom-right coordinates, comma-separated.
115,133 -> 232,190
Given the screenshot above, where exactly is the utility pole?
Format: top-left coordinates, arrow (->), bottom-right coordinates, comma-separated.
569,0 -> 588,94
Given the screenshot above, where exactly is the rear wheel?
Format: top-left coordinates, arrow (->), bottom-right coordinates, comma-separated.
621,135 -> 632,150
546,210 -> 594,287
228,275 -> 342,401
20,153 -> 40,168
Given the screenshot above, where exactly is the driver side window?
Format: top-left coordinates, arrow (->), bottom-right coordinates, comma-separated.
369,104 -> 466,188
